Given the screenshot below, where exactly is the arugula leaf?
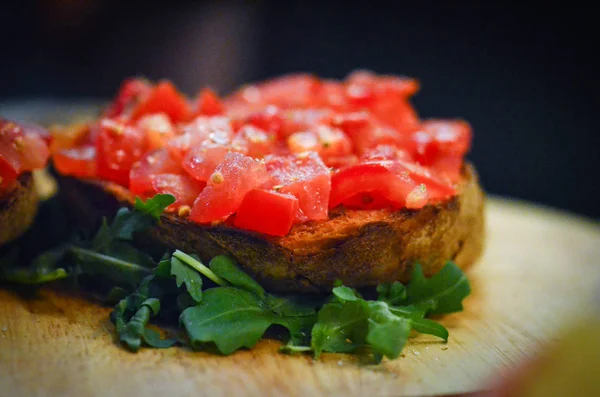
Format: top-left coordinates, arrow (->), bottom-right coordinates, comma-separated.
404,262 -> 471,314
181,287 -> 288,354
310,300 -> 369,357
170,256 -> 203,303
180,285 -> 316,355
410,318 -> 449,342
209,255 -> 263,297
134,194 -> 176,219
118,298 -> 160,352
332,285 -> 360,302
366,301 -> 412,362
93,194 -> 175,252
69,246 -> 152,289
376,281 -> 407,305
173,250 -> 228,286
0,266 -> 69,284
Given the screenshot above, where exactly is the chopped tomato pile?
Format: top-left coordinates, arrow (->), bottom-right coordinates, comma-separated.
50,72 -> 472,236
0,119 -> 50,190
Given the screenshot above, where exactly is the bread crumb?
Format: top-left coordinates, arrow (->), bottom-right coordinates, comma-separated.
1,325 -> 7,332
441,346 -> 448,351
413,350 -> 420,356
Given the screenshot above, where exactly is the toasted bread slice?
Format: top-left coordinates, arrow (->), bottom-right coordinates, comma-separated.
0,173 -> 40,247
58,163 -> 484,292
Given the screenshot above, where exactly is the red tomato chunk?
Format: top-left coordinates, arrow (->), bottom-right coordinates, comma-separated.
189,152 -> 269,224
234,189 -> 299,236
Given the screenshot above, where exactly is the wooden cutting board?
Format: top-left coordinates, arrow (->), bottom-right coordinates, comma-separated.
1,197 -> 599,397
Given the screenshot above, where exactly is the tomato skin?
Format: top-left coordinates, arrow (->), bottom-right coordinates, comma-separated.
233,189 -> 298,236
53,146 -> 97,179
189,152 -> 269,223
196,88 -> 224,116
151,173 -> 205,212
130,81 -> 193,123
95,118 -> 149,186
265,152 -> 331,220
329,161 -> 416,210
129,149 -> 181,196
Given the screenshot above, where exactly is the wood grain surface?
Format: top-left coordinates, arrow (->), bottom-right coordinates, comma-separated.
1,197 -> 599,397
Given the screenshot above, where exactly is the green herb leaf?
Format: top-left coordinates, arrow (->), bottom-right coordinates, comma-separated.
93,194 -> 175,252
173,250 -> 228,286
332,285 -> 360,301
310,300 -> 369,357
0,266 -> 69,284
142,328 -> 178,349
180,287 -> 308,355
170,256 -> 203,303
366,301 -> 412,362
404,262 -> 471,315
69,246 -> 152,289
209,255 -> 263,297
410,318 -> 449,342
376,281 -> 407,305
134,194 -> 176,220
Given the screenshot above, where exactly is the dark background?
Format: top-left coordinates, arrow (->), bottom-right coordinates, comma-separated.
2,1 -> 598,218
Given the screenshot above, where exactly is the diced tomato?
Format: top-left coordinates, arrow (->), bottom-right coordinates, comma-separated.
234,189 -> 298,236
151,173 -> 205,211
361,144 -> 413,162
232,125 -> 275,158
410,120 -> 471,183
95,118 -> 148,186
265,152 -> 331,220
332,112 -> 408,155
182,142 -> 229,182
104,78 -> 153,118
279,108 -> 333,137
130,81 -> 193,123
230,74 -> 321,109
315,80 -> 347,109
137,113 -> 175,150
167,116 -> 232,160
129,149 -> 181,195
287,125 -> 352,161
287,131 -> 318,154
413,119 -> 472,163
189,152 -> 269,223
0,119 -> 50,187
243,106 -> 284,137
196,88 -> 224,116
329,161 -> 417,210
346,70 -> 420,98
53,146 -> 97,179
